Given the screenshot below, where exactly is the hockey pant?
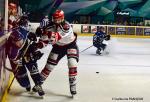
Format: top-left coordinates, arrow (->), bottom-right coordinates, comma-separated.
10,59 -> 42,88
94,43 -> 106,51
10,60 -> 31,88
25,59 -> 43,85
40,42 -> 79,87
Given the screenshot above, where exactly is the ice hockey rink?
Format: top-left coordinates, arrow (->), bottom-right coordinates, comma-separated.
5,36 -> 150,102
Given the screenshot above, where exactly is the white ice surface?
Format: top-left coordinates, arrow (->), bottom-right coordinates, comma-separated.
6,37 -> 150,102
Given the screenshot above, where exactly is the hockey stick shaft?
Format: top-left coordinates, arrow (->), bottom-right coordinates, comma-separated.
4,66 -> 13,72
80,45 -> 93,53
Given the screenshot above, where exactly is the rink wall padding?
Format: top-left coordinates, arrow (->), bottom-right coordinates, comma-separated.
30,23 -> 150,38
0,34 -> 12,101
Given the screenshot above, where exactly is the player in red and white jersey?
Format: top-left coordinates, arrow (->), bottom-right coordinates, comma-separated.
33,9 -> 79,96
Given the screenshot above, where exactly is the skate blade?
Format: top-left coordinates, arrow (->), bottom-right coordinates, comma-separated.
71,94 -> 77,99
96,53 -> 102,56
39,95 -> 44,99
29,91 -> 37,95
28,92 -> 44,99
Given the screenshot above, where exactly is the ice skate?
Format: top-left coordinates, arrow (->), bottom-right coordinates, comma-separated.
104,50 -> 109,55
32,85 -> 45,96
70,84 -> 77,98
96,48 -> 103,55
26,86 -> 31,92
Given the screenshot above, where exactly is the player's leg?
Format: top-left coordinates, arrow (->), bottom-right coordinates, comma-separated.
96,48 -> 102,55
40,46 -> 65,83
32,47 -> 65,95
10,60 -> 31,91
101,43 -> 107,51
96,43 -> 107,55
26,60 -> 45,96
67,44 -> 79,96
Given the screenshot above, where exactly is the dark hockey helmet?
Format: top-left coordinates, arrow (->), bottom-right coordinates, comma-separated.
18,15 -> 28,26
9,3 -> 17,9
99,26 -> 105,30
52,9 -> 64,24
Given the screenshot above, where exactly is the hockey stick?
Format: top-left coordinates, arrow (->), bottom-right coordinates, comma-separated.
4,66 -> 13,72
7,40 -> 32,92
80,45 -> 93,53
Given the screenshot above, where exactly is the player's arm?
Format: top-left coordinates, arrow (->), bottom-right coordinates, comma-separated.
9,30 -> 24,48
103,32 -> 111,41
47,22 -> 73,45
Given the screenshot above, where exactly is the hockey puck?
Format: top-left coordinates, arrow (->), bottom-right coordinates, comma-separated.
96,72 -> 99,74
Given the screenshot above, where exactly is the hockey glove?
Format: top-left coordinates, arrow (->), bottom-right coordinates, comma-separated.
29,42 -> 41,51
32,51 -> 44,60
104,35 -> 111,41
48,31 -> 62,45
27,32 -> 37,41
13,58 -> 23,66
34,41 -> 45,49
